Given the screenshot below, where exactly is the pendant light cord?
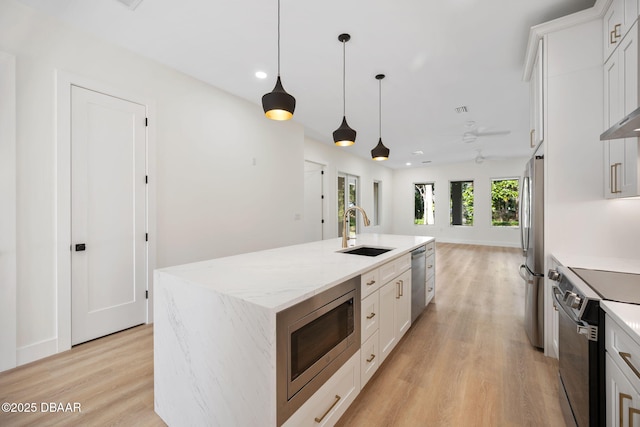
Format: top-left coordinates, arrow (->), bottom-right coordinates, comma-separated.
277,0 -> 281,76
378,78 -> 382,138
342,39 -> 346,115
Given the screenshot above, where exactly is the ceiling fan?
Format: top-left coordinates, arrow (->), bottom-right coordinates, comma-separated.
474,149 -> 506,164
462,128 -> 511,143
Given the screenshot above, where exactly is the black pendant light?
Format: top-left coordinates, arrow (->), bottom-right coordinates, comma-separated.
371,74 -> 390,161
262,0 -> 295,120
333,33 -> 356,146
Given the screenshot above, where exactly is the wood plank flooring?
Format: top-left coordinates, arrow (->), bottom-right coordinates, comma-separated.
0,243 -> 564,427
336,243 -> 564,427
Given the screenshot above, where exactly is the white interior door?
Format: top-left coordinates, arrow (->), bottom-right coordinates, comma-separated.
303,161 -> 324,242
71,85 -> 147,345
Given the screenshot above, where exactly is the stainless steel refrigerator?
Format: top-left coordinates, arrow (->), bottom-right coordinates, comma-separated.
519,155 -> 544,349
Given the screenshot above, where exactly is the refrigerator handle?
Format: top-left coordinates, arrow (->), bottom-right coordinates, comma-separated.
519,177 -> 528,255
519,264 -> 530,282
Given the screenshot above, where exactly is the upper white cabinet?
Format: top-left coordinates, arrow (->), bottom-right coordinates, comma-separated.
604,0 -> 639,62
603,19 -> 640,198
529,39 -> 544,150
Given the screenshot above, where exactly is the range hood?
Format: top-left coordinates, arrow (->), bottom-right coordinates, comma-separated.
601,106 -> 640,140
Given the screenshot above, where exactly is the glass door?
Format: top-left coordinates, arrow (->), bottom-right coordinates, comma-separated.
338,173 -> 359,238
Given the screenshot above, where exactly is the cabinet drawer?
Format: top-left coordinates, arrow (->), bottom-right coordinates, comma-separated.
426,275 -> 435,305
426,253 -> 435,279
361,292 -> 379,343
282,351 -> 360,427
360,331 -> 380,388
361,268 -> 380,299
379,253 -> 411,284
607,313 -> 640,393
426,241 -> 435,255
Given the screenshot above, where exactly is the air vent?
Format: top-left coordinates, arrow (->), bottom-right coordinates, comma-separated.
455,106 -> 468,113
115,0 -> 143,10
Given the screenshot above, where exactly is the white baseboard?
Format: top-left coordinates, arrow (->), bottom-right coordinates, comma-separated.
16,337 -> 58,367
435,237 -> 521,248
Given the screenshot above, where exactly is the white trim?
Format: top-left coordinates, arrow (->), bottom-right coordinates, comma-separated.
0,51 -> 17,372
16,338 -> 58,366
523,0 -> 611,81
55,70 -> 157,353
433,237 -> 520,248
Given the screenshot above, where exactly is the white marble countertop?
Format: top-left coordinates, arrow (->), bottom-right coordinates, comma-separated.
602,300 -> 640,346
156,233 -> 434,312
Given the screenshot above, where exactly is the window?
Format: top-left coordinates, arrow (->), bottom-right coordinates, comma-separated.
338,173 -> 358,238
373,181 -> 380,226
491,178 -> 519,227
414,183 -> 435,225
450,180 -> 473,226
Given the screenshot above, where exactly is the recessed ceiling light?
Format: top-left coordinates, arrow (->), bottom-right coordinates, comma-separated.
255,71 -> 268,79
405,162 -> 412,166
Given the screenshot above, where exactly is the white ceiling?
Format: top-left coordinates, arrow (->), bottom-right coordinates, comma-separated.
17,0 -> 596,168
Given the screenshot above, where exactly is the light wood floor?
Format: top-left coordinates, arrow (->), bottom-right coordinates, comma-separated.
0,243 -> 564,427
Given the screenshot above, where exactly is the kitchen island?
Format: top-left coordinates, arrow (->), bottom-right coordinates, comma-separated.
154,234 -> 433,427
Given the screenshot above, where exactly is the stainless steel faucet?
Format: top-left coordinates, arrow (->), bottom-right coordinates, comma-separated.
342,206 -> 371,248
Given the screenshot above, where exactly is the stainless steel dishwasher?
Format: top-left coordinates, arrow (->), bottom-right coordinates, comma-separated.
411,245 -> 426,322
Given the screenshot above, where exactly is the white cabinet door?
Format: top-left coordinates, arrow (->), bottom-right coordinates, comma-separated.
529,39 -> 544,149
606,353 -> 640,427
379,279 -> 397,364
395,269 -> 412,339
604,0 -> 626,62
360,331 -> 380,388
604,21 -> 640,199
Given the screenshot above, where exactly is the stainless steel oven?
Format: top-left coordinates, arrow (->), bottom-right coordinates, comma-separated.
276,276 -> 360,426
549,266 -> 604,427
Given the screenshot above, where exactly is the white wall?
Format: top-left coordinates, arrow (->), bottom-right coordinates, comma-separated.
0,51 -> 17,371
304,137 -> 394,238
545,19 -> 640,261
0,0 -> 305,368
391,158 -> 528,247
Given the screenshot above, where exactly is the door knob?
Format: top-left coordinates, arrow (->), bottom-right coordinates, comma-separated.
75,243 -> 86,251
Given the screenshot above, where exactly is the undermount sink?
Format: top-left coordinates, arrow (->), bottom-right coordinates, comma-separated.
338,246 -> 394,257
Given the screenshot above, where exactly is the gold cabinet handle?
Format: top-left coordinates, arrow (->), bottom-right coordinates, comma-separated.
366,312 -> 376,320
611,29 -> 618,44
621,393 -> 632,427
620,352 -> 640,379
366,354 -> 376,363
396,282 -> 400,299
366,280 -> 376,286
427,264 -> 433,269
611,162 -> 622,193
611,163 -> 616,194
314,395 -> 341,423
428,287 -> 433,292
615,23 -> 622,38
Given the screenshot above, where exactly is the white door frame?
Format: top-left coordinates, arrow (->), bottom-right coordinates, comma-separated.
0,51 -> 17,371
55,71 -> 156,351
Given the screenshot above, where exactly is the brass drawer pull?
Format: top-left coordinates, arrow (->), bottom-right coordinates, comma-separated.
530,129 -> 535,148
621,393 -> 632,427
366,312 -> 376,320
399,279 -> 403,297
366,280 -> 376,286
620,352 -> 640,379
366,354 -> 376,363
611,29 -> 618,44
314,395 -> 341,423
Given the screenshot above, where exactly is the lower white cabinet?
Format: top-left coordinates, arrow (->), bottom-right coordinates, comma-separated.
379,269 -> 411,364
606,353 -> 640,427
360,330 -> 380,387
282,351 -> 360,427
605,312 -> 640,426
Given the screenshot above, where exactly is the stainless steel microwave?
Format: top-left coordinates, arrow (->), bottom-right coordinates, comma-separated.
276,276 -> 360,426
